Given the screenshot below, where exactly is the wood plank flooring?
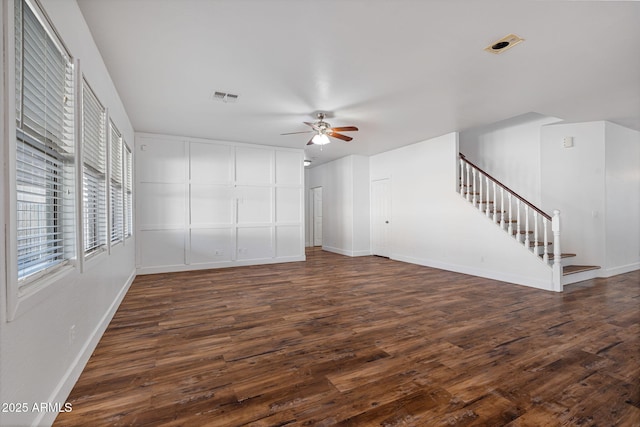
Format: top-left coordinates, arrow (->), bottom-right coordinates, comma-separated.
54,248 -> 640,426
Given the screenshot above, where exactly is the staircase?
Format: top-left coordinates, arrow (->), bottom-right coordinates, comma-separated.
458,153 -> 600,290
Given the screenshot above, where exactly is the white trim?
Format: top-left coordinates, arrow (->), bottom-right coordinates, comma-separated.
34,268 -> 136,427
601,262 -> 640,278
321,245 -> 371,258
136,255 -> 306,275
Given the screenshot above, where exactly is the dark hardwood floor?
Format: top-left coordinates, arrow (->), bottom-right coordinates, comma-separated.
54,248 -> 640,426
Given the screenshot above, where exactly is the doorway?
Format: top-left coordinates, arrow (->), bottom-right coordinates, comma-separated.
371,179 -> 391,257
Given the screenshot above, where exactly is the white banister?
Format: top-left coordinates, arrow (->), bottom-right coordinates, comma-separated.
472,168 -> 477,207
465,163 -> 471,202
533,211 -> 539,254
507,193 -> 513,235
552,210 -> 562,291
516,199 -> 522,243
492,182 -> 497,223
485,176 -> 491,217
543,217 -> 549,263
524,205 -> 530,248
478,170 -> 483,211
458,154 -> 561,289
499,187 -> 505,229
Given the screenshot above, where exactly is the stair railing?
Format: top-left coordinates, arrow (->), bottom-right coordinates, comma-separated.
458,153 -> 562,283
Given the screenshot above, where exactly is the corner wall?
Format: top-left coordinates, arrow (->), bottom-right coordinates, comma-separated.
305,155 -> 371,256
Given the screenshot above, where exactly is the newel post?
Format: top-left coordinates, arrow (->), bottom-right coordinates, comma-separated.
552,210 -> 562,292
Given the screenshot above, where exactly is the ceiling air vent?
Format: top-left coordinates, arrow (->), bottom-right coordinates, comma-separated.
484,33 -> 524,54
211,90 -> 239,103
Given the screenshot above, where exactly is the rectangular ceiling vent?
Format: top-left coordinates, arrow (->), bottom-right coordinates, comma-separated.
211,90 -> 239,103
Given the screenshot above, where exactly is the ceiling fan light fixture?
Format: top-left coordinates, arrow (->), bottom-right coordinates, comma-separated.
312,134 -> 331,145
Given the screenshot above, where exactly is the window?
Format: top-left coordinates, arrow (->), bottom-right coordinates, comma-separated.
81,79 -> 106,255
110,122 -> 124,243
15,0 -> 75,281
124,144 -> 133,238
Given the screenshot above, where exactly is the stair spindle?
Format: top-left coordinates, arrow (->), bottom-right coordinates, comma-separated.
524,205 -> 530,248
478,172 -> 484,212
472,168 -> 477,207
533,211 -> 539,254
459,158 -> 463,195
507,193 -> 513,235
465,163 -> 470,201
485,176 -> 490,217
543,217 -> 549,263
492,182 -> 497,223
499,187 -> 505,229
516,199 -> 522,243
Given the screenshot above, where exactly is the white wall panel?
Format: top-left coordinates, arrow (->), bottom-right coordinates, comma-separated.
237,186 -> 272,224
136,133 -> 304,274
191,142 -> 233,184
190,228 -> 234,264
236,147 -> 273,184
277,187 -> 302,223
138,183 -> 186,228
277,226 -> 302,257
276,150 -> 303,185
137,138 -> 186,183
140,230 -> 185,267
237,227 -> 273,260
191,184 -> 234,226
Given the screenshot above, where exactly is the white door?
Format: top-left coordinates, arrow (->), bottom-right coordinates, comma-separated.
312,187 -> 323,246
371,179 -> 391,257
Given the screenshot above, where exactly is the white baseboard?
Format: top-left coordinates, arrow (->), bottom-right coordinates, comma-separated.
321,246 -> 371,257
601,262 -> 640,278
137,255 -> 306,275
37,269 -> 136,427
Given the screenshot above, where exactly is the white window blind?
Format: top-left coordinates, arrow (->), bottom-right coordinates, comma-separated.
82,79 -> 106,254
110,122 -> 124,243
15,0 -> 75,281
124,144 -> 133,238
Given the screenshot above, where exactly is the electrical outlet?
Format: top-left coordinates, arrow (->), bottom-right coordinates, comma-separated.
214,250 -> 224,256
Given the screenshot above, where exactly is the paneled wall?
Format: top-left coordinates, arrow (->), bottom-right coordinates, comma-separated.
136,133 -> 305,274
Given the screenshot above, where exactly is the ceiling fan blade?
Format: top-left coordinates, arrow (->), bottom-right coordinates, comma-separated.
304,121 -> 320,131
280,130 -> 313,135
329,132 -> 353,142
331,126 -> 359,132
306,137 -> 315,145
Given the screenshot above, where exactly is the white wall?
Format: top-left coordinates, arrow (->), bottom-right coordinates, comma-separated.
459,112 -> 561,206
305,155 -> 370,256
136,133 -> 305,274
605,122 -> 640,275
1,1 -> 135,426
370,132 -> 554,290
541,121 -> 640,274
541,122 -> 608,268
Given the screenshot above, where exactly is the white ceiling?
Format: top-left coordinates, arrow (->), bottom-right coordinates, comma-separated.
76,0 -> 640,166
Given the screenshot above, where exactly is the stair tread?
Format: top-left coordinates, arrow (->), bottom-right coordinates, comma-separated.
543,253 -> 576,260
563,265 -> 601,275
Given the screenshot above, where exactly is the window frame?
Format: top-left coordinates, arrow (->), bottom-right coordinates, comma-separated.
81,77 -> 107,258
6,0 -> 78,320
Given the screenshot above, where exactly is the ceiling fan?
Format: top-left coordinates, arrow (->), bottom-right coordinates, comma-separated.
281,112 -> 358,145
